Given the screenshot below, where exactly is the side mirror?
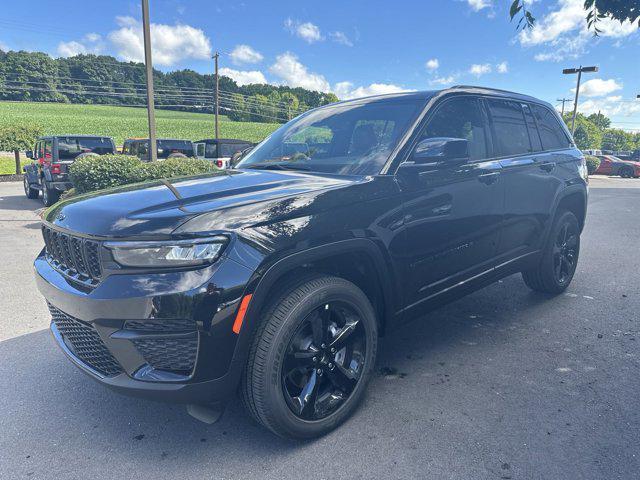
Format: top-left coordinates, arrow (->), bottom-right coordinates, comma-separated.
25,150 -> 33,159
410,137 -> 469,165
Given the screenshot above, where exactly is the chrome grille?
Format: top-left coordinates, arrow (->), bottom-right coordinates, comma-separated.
41,225 -> 102,282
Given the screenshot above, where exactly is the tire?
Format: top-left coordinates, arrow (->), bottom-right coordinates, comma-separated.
241,274 -> 378,439
23,176 -> 39,199
42,182 -> 60,207
168,152 -> 187,159
522,210 -> 580,294
620,166 -> 634,178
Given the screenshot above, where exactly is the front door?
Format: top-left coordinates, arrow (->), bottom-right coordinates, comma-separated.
396,95 -> 504,317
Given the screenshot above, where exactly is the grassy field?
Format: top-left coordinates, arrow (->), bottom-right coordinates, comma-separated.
0,101 -> 280,146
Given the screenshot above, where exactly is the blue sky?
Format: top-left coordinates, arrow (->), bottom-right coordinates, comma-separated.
0,0 -> 638,130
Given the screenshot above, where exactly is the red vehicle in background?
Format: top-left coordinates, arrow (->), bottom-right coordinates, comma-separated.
594,155 -> 640,178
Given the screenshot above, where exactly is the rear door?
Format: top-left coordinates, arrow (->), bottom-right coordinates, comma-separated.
397,95 -> 504,316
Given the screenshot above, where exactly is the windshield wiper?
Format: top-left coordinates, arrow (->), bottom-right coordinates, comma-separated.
245,162 -> 311,171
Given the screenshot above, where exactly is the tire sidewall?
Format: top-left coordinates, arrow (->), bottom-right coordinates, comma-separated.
261,281 -> 377,438
542,211 -> 580,290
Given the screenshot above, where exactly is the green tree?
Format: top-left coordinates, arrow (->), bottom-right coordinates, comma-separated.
561,113 -> 602,150
0,123 -> 43,174
601,128 -> 634,151
280,92 -> 300,120
586,112 -> 611,130
510,0 -> 640,32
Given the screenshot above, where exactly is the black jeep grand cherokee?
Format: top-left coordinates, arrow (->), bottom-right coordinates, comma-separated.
35,87 -> 587,439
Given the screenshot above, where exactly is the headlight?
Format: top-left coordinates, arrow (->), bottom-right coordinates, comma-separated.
105,236 -> 227,268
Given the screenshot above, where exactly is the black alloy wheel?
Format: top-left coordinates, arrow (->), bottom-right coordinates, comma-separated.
552,220 -> 579,286
281,301 -> 366,420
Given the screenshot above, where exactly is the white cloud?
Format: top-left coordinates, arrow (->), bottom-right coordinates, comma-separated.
577,97 -> 640,119
425,58 -> 439,71
469,63 -> 492,77
269,52 -> 331,92
219,67 -> 267,86
229,44 -> 263,65
108,16 -> 212,66
467,0 -> 492,11
329,31 -> 353,47
496,61 -> 508,73
284,18 -> 323,43
519,0 -> 638,61
429,75 -> 458,86
574,78 -> 623,98
57,33 -> 103,57
333,82 -> 410,100
0,41 -> 8,51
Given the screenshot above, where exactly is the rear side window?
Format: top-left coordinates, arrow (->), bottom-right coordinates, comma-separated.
531,105 -> 571,151
522,104 -> 542,152
420,96 -> 489,161
487,99 -> 531,156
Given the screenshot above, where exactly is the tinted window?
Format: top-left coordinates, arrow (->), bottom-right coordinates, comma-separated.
57,137 -> 114,159
44,141 -> 52,160
487,99 -> 531,156
531,105 -> 570,151
237,98 -> 424,175
157,140 -> 194,158
205,143 -> 217,158
419,96 -> 488,161
522,104 -> 542,152
219,143 -> 252,157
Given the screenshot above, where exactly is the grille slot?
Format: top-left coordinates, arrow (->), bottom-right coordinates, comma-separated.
41,225 -> 102,283
133,335 -> 198,374
49,303 -> 123,377
124,318 -> 197,333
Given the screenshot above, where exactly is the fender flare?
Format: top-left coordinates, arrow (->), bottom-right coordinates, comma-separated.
230,238 -> 397,371
23,164 -> 39,184
542,183 -> 588,245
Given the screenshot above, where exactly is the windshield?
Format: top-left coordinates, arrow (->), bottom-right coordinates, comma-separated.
236,98 -> 425,175
57,137 -> 114,159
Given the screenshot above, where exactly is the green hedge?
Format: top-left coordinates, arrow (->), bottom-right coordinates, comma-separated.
69,154 -> 218,194
585,155 -> 601,174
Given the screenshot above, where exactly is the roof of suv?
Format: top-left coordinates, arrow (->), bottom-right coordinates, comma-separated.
196,138 -> 254,144
330,86 -> 548,108
37,135 -> 114,140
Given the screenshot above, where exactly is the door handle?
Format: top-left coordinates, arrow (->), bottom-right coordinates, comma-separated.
478,171 -> 500,185
539,161 -> 556,172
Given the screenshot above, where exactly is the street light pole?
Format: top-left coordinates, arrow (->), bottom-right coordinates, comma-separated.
213,52 -> 219,140
563,65 -> 598,135
141,0 -> 157,162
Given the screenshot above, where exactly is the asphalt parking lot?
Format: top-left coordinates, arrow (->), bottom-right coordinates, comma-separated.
0,177 -> 638,480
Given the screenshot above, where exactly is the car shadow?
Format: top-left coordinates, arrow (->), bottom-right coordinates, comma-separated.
0,193 -> 44,213
0,276 -> 554,464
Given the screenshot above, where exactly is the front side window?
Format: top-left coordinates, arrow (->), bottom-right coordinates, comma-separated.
57,137 -> 114,159
237,97 -> 426,175
487,99 -> 531,157
531,105 -> 571,151
417,96 -> 489,161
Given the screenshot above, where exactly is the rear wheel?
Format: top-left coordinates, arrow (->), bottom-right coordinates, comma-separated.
620,166 -> 634,178
241,275 -> 378,439
522,210 -> 580,294
23,176 -> 38,199
42,182 -> 60,206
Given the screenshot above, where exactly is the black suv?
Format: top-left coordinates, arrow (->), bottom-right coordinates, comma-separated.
35,87 -> 587,439
122,138 -> 195,160
23,135 -> 116,206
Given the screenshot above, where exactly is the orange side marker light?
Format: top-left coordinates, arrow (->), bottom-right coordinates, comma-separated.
232,294 -> 252,334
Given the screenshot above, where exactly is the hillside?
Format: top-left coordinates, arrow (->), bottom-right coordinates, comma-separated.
0,101 -> 279,146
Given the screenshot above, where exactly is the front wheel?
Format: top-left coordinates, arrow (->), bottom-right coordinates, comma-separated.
620,166 -> 634,178
24,176 -> 39,199
241,275 -> 378,439
522,210 -> 580,294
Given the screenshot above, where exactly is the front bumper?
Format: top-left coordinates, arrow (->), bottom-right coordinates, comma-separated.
35,251 -> 255,404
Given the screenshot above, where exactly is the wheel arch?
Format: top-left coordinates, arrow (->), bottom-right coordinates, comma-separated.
231,238 -> 398,371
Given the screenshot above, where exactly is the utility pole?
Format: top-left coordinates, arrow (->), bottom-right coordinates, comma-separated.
563,65 -> 598,135
141,0 -> 157,161
557,98 -> 570,117
213,52 -> 219,140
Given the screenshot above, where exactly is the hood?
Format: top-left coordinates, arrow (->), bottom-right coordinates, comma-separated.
44,170 -> 362,238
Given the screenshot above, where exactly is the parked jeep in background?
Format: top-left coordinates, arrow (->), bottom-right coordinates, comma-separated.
122,138 -> 195,160
194,138 -> 254,168
23,135 -> 116,206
